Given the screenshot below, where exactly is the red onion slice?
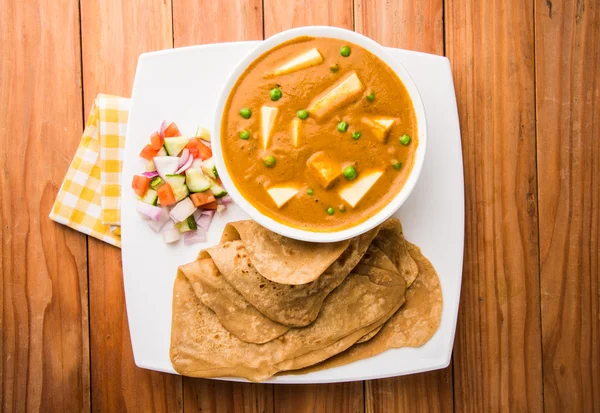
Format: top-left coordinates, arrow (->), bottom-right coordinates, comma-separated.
178,148 -> 190,168
141,171 -> 159,178
136,201 -> 163,221
220,194 -> 233,204
169,198 -> 196,223
153,156 -> 180,180
159,120 -> 167,138
195,210 -> 214,230
147,208 -> 170,232
162,227 -> 181,244
184,229 -> 207,246
175,155 -> 194,174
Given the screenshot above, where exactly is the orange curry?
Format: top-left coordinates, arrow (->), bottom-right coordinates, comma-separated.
221,36 -> 418,232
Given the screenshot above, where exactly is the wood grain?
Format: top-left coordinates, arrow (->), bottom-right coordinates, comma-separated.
171,1 -> 273,411
263,0 -> 354,36
0,0 -> 90,412
183,381 -> 273,413
274,383 -> 363,413
79,1 -> 181,412
535,0 -> 600,411
366,370 -> 453,413
445,0 -> 544,411
354,1 -> 452,411
355,0 -> 444,55
173,0 -> 263,47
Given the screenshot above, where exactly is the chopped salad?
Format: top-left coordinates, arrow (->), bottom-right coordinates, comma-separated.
132,121 -> 232,245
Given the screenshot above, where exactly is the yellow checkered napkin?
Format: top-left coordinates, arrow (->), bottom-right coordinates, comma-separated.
50,94 -> 129,248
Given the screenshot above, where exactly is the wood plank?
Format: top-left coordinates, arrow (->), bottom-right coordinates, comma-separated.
535,0 -> 600,411
263,0 -> 354,35
171,1 -> 273,411
173,0 -> 263,47
274,383 -> 363,413
355,0 -> 444,55
183,381 -> 273,413
445,0 -> 544,411
366,370 -> 453,413
79,1 -> 182,412
263,3 -> 366,412
354,1 -> 452,411
0,0 -> 90,412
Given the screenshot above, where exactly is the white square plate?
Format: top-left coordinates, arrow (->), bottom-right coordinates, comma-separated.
122,41 -> 464,383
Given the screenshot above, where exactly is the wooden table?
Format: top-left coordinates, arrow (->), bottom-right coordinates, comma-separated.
2,0 -> 598,411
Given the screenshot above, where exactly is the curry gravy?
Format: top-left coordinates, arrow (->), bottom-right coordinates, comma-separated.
221,36 -> 418,231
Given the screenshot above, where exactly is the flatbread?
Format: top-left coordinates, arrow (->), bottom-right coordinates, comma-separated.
178,259 -> 289,344
371,222 -> 419,287
204,224 -> 382,327
170,244 -> 407,381
170,218 -> 441,381
292,242 -> 442,374
219,221 -> 350,285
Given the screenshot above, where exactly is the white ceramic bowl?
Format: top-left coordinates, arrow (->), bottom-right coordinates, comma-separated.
212,26 -> 427,242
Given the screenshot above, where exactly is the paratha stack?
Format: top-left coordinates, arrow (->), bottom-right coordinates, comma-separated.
170,218 -> 442,381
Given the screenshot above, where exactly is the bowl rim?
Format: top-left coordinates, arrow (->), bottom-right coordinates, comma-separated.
212,26 -> 428,242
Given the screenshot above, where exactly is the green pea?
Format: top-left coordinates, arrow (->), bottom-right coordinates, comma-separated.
307,188 -> 314,196
337,121 -> 349,132
239,107 -> 252,119
392,160 -> 402,170
329,64 -> 340,73
263,155 -> 276,168
339,205 -> 346,212
343,165 -> 357,181
297,109 -> 309,119
340,46 -> 351,57
351,131 -> 361,140
326,207 -> 335,215
400,134 -> 411,145
366,92 -> 375,102
270,88 -> 282,101
239,130 -> 250,140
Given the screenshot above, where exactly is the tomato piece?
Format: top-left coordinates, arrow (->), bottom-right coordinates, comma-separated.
190,191 -> 216,207
150,131 -> 164,150
196,140 -> 213,160
185,139 -> 200,158
164,122 -> 181,137
132,175 -> 150,197
139,144 -> 159,160
202,201 -> 218,210
157,183 -> 176,206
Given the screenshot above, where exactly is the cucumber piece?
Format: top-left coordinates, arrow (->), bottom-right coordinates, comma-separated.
164,137 -> 189,156
139,188 -> 158,205
149,176 -> 164,190
185,168 -> 211,192
195,126 -> 211,142
201,157 -> 218,179
175,215 -> 196,233
156,146 -> 167,156
164,174 -> 189,202
186,215 -> 197,230
208,177 -> 227,198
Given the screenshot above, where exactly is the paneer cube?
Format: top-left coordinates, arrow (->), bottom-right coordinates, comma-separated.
267,48 -> 324,77
306,152 -> 342,189
261,106 -> 279,149
339,170 -> 384,207
362,116 -> 395,143
307,72 -> 364,119
291,119 -> 302,147
266,185 -> 299,208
